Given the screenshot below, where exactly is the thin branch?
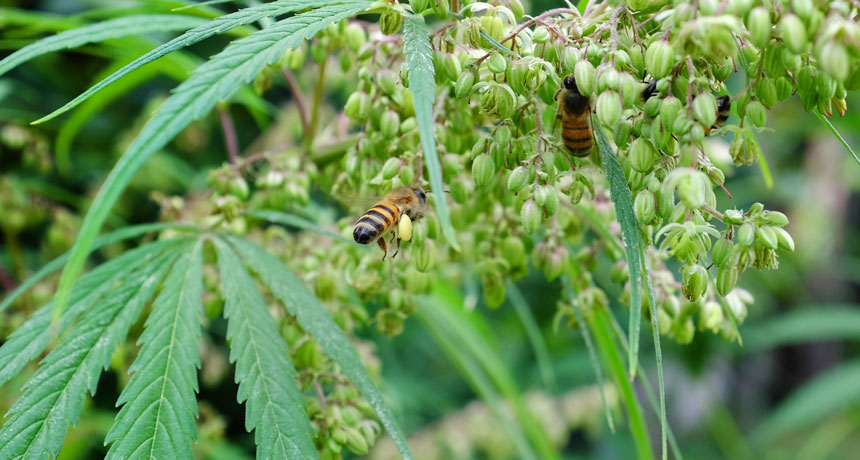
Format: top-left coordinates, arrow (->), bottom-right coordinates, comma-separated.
306,53 -> 328,149
702,204 -> 725,220
281,67 -> 310,134
218,107 -> 240,167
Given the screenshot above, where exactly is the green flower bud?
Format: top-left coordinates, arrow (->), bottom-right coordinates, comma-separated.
692,92 -> 718,128
723,209 -> 743,225
471,153 -> 495,188
645,39 -> 675,79
644,93 -> 661,117
381,157 -> 401,180
544,247 -> 566,281
756,225 -> 778,249
619,73 -> 640,107
574,60 -> 596,96
774,227 -> 795,251
344,23 -> 366,52
700,300 -> 724,333
455,71 -> 475,99
779,14 -> 807,54
678,171 -> 707,209
410,0 -> 430,13
345,91 -> 370,122
660,95 -> 682,129
597,65 -> 620,93
596,91 -> 621,127
762,210 -> 789,227
562,47 -> 580,74
543,187 -> 559,216
629,138 -> 657,173
502,235 -> 527,268
487,53 -> 507,74
792,0 -> 813,20
815,71 -> 837,100
569,181 -> 585,204
737,222 -> 755,246
432,0 -> 449,18
775,76 -> 794,101
819,40 -> 850,82
379,9 -> 403,35
681,264 -> 708,302
509,0 -> 524,19
228,177 -> 249,200
745,100 -> 767,127
415,239 -> 436,272
755,77 -> 777,109
746,7 -> 771,49
634,190 -> 656,224
480,15 -> 504,46
441,53 -> 461,82
343,426 -> 369,455
380,110 -> 401,139
521,199 -> 541,234
716,266 -> 738,296
507,166 -> 529,193
712,238 -> 733,267
533,26 -> 551,44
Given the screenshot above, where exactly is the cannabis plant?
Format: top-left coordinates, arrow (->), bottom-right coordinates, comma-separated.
0,0 -> 858,459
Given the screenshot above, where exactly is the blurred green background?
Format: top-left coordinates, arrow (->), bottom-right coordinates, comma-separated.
2,1 -> 860,459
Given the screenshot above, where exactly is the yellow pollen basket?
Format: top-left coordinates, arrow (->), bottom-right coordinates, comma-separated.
398,214 -> 413,241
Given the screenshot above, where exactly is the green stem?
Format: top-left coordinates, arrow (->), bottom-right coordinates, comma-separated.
306,54 -> 328,150
591,308 -> 655,460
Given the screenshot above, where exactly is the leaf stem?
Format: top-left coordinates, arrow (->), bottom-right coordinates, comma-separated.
218,106 -> 240,167
307,54 -> 328,149
282,67 -> 310,134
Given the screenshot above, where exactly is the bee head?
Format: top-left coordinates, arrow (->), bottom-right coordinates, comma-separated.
562,75 -> 577,91
412,187 -> 427,205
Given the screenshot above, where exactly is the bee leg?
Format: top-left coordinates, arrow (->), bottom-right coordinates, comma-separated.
392,237 -> 401,259
377,237 -> 388,261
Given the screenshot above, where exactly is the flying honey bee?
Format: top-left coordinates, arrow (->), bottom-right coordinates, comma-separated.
353,185 -> 427,260
555,75 -> 594,157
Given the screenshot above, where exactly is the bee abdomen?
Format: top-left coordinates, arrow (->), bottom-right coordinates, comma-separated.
353,203 -> 399,244
562,120 -> 593,156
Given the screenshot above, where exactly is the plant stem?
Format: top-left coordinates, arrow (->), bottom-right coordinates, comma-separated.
306,54 -> 328,150
218,107 -> 240,167
281,67 -> 310,134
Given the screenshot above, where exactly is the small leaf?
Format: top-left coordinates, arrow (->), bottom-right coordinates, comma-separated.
596,126 -> 643,378
0,222 -> 194,314
105,241 -> 205,460
225,234 -> 415,460
479,30 -> 520,57
403,15 -> 460,251
641,246 -> 667,460
0,245 -> 182,460
213,238 -> 318,460
49,0 -> 371,319
0,15 -> 208,79
0,238 -> 187,389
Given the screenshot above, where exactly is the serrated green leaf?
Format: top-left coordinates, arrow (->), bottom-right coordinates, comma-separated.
50,1 -> 371,319
403,15 -> 460,252
34,0 -> 368,124
212,238 -> 318,460
245,209 -> 357,245
0,245 -> 182,460
105,241 -> 205,460
0,222 -> 194,314
224,234 -> 415,460
0,238 -> 186,389
0,15 -> 207,79
596,126 -> 643,378
641,246 -> 667,460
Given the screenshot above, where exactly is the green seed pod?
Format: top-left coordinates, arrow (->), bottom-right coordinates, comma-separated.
410,0 -> 430,13
228,177 -> 249,200
645,39 -> 675,79
672,115 -> 693,137
471,153 -> 495,188
596,91 -> 622,127
753,80 -> 775,111
380,110 -> 401,139
634,190 -> 656,224
728,0 -> 753,16
712,238 -> 733,267
819,40 -> 850,82
756,226 -> 778,249
442,52 -> 461,82
723,208 -> 743,225
737,223 -> 755,246
774,227 -> 795,251
379,9 -> 403,35
377,69 -> 397,95
615,117 -> 633,147
597,65 -> 620,93
507,166 -> 529,193
690,123 -> 705,144
455,72 -> 475,99
574,60 -> 596,96
657,187 -> 675,219
534,185 -> 550,206
543,187 -> 559,216
569,181 -> 585,204
678,171 -> 707,209
345,92 -> 369,122
660,96 -> 683,131
432,0 -> 449,18
642,96 -> 661,120
502,235 -> 527,268
562,47 -> 580,74
381,157 -> 401,180
544,248 -> 566,281
762,210 -> 789,227
510,0 -> 524,19
487,53 -> 507,74
521,200 -> 541,234
344,23 -> 366,52
775,76 -> 794,101
533,26 -> 551,44
746,7 -> 771,49
480,15 -> 504,45
692,93 -> 718,127
797,65 -> 816,95
681,264 -> 708,302
745,100 -> 767,128
716,266 -> 738,296
629,138 -> 657,173
792,0 -> 813,20
619,73 -> 640,107
779,14 -> 807,54
415,239 -> 436,272
815,71 -> 837,102
400,164 -> 415,186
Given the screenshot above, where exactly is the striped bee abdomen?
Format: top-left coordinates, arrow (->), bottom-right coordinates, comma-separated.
562,118 -> 593,156
353,202 -> 400,244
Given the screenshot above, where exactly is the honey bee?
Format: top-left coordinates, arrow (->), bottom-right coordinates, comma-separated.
353,185 -> 427,260
555,75 -> 594,157
641,80 -> 732,135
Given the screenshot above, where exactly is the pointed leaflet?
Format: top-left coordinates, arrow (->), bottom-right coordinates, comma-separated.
50,1 -> 371,318
33,0 -> 369,124
225,234 -> 415,460
403,15 -> 460,251
641,247 -> 667,460
0,15 -> 207,78
105,242 -> 205,460
0,238 -> 186,388
212,238 -> 318,460
0,246 -> 182,460
596,126 -> 643,378
0,222 -> 194,313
